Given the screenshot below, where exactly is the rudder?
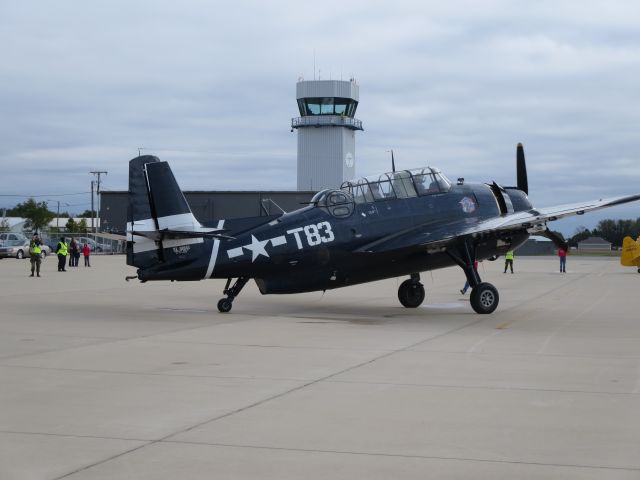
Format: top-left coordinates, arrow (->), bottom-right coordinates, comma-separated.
620,236 -> 640,267
126,155 -> 204,269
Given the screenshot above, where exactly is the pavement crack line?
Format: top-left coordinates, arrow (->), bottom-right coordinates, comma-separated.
162,440 -> 640,473
48,269 -> 618,478
51,317 -> 485,479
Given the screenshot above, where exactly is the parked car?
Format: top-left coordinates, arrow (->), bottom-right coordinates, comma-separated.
0,239 -> 52,259
74,236 -> 112,253
0,232 -> 27,246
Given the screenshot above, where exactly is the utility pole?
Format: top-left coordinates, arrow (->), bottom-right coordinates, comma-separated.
90,171 -> 107,233
90,181 -> 95,233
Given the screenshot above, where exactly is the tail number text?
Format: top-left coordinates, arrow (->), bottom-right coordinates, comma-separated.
287,222 -> 335,250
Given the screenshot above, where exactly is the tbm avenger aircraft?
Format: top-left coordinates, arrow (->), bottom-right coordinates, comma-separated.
126,144 -> 640,314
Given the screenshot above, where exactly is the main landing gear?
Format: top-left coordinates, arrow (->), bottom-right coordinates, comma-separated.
217,276 -> 248,313
449,241 -> 500,314
469,282 -> 499,314
398,273 -> 425,308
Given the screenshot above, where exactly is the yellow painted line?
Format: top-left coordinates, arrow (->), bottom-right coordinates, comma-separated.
495,322 -> 512,330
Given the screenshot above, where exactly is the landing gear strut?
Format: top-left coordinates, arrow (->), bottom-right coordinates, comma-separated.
398,273 -> 425,308
217,276 -> 249,313
448,241 -> 500,314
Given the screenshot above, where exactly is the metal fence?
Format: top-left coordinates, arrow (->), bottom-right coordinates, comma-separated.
39,231 -> 126,255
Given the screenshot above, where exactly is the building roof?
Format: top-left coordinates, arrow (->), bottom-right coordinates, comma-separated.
528,235 -> 552,242
578,236 -> 612,245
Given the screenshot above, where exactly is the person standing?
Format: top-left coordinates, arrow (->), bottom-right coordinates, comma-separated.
75,240 -> 81,266
558,247 -> 567,273
69,238 -> 78,267
82,242 -> 91,267
29,233 -> 42,277
56,237 -> 68,272
504,250 -> 514,274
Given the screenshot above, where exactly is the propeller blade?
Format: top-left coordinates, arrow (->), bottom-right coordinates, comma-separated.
540,228 -> 568,251
517,142 -> 528,195
391,149 -> 396,173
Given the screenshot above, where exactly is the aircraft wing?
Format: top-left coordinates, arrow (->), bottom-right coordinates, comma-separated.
355,193 -> 640,254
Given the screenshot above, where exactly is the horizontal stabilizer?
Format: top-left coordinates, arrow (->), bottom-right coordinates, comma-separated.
132,229 -> 234,241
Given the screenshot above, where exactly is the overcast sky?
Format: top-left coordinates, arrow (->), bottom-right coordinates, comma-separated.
1,1 -> 639,235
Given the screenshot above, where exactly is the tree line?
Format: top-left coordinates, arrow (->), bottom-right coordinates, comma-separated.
1,198 -> 96,232
549,218 -> 640,248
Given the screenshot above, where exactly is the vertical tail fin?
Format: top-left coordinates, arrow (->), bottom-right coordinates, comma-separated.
126,155 -> 203,269
621,236 -> 640,267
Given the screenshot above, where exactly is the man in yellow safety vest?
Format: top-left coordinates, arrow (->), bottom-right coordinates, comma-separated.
55,236 -> 68,272
504,250 -> 514,274
29,233 -> 42,277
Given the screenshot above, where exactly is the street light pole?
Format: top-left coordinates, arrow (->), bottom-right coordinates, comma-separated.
46,200 -> 69,233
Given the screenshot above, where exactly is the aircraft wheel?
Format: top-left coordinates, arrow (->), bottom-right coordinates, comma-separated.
470,282 -> 499,314
398,279 -> 425,308
217,298 -> 233,313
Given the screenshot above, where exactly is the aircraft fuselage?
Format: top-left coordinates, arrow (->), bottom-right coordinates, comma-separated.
138,182 -> 530,294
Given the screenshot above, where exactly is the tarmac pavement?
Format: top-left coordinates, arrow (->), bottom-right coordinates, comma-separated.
1,254 -> 639,479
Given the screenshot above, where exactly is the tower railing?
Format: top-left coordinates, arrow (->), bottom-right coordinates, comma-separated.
291,116 -> 363,131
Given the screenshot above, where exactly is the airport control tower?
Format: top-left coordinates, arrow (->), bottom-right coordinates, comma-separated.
292,79 -> 363,191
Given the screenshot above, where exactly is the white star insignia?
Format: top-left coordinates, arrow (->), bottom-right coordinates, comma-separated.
244,235 -> 270,262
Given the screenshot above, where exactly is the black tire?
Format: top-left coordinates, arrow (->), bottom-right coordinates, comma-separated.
470,282 -> 499,314
16,250 -> 24,259
398,279 -> 426,308
488,255 -> 499,261
637,267 -> 640,274
217,298 -> 233,313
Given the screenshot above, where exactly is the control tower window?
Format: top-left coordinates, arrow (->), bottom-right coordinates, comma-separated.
334,102 -> 347,115
320,98 -> 334,114
298,98 -> 358,117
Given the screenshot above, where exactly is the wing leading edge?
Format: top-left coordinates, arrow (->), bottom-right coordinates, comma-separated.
356,193 -> 640,254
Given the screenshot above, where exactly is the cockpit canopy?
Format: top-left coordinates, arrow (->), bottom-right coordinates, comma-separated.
311,189 -> 355,218
340,167 -> 451,204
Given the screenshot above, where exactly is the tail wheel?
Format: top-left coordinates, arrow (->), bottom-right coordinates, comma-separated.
217,298 -> 233,313
398,279 -> 426,308
470,282 -> 499,314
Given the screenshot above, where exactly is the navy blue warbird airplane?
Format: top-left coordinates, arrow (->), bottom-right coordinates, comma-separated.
126,144 -> 640,314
